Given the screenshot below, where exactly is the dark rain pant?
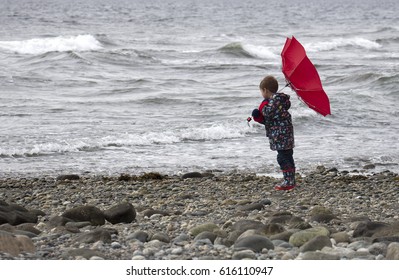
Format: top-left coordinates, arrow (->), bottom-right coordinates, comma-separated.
277,149 -> 295,171
277,149 -> 296,186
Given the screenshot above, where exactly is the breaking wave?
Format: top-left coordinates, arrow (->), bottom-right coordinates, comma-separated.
305,37 -> 382,52
219,42 -> 279,59
0,124 -> 250,158
0,34 -> 103,55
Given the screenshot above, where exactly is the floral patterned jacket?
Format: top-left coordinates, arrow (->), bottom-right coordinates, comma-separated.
261,92 -> 294,151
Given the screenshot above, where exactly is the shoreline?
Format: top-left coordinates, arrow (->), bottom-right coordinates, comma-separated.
1,166 -> 398,260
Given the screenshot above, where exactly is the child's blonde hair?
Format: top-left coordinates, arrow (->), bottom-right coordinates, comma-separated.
259,76 -> 278,93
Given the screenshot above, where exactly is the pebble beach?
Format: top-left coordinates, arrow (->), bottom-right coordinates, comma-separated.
1,166 -> 399,260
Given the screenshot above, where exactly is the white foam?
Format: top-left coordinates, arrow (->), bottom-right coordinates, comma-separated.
305,37 -> 382,52
0,124 -> 250,157
0,35 -> 103,55
242,43 -> 280,60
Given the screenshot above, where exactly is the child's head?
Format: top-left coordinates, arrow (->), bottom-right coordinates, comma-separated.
259,76 -> 278,98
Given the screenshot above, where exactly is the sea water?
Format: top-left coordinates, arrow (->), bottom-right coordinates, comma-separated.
0,0 -> 398,177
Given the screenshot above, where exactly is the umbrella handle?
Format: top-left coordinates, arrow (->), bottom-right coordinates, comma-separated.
277,82 -> 291,93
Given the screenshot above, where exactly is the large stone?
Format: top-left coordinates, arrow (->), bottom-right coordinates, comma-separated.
331,232 -> 351,243
386,243 -> 399,260
62,205 -> 105,226
371,223 -> 399,239
234,235 -> 274,253
353,221 -> 390,238
0,205 -> 38,225
300,235 -> 332,252
310,206 -> 336,223
189,223 -> 220,237
103,202 -> 136,224
289,226 -> 330,247
0,230 -> 35,257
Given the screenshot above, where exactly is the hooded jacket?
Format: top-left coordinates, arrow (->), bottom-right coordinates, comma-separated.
261,92 -> 294,151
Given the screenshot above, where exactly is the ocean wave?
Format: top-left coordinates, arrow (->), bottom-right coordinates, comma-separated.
0,35 -> 103,55
305,37 -> 382,52
0,124 -> 250,158
219,42 -> 279,60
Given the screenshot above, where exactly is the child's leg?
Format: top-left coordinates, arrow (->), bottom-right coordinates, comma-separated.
276,149 -> 296,189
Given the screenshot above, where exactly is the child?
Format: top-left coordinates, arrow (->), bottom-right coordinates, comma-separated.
251,75 -> 296,190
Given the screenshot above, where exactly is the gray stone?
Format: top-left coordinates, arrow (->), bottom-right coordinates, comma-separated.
310,206 -> 336,223
289,226 -> 330,247
128,230 -> 149,242
66,248 -> 104,259
300,235 -> 332,252
49,215 -> 74,227
103,202 -> 136,224
232,220 -> 266,234
142,209 -> 170,218
62,205 -> 105,226
189,223 -> 220,237
150,232 -> 170,243
353,221 -> 390,238
237,203 -> 264,211
270,229 -> 299,241
386,242 -> 399,260
194,231 -> 218,244
368,242 -> 387,256
56,174 -> 80,181
331,232 -> 351,243
232,249 -> 257,260
234,235 -> 274,253
74,228 -> 112,244
0,231 -> 35,257
182,172 -> 203,179
298,251 -> 340,260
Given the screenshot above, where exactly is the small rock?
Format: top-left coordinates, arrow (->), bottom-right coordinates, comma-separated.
182,172 -> 203,179
150,232 -> 170,243
56,174 -> 80,181
66,248 -> 104,259
232,249 -> 256,260
298,251 -> 340,260
237,203 -> 264,211
74,228 -> 112,244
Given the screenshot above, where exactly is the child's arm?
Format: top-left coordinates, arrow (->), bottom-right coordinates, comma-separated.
251,108 -> 264,124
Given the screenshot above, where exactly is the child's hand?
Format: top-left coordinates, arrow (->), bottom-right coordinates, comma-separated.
252,109 -> 261,118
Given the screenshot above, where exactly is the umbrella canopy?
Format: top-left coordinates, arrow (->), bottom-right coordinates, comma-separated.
281,36 -> 331,116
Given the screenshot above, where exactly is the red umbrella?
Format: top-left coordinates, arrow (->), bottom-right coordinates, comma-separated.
281,36 -> 331,116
